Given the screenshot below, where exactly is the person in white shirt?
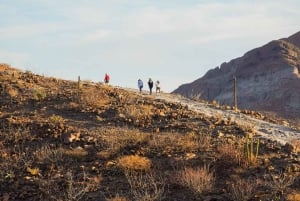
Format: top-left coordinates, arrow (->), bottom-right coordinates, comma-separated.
155,80 -> 161,94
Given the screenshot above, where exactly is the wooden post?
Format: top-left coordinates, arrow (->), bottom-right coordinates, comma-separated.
78,76 -> 81,91
77,76 -> 81,102
234,76 -> 238,111
207,88 -> 210,101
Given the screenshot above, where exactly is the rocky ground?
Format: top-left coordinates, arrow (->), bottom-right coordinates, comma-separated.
0,65 -> 300,201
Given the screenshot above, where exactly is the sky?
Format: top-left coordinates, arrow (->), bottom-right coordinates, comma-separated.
1,0 -> 300,92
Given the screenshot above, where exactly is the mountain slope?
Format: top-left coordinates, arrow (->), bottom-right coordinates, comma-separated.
1,64 -> 300,200
173,31 -> 300,121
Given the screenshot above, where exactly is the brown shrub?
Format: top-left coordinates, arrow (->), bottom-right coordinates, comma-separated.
178,165 -> 214,195
286,191 -> 300,201
148,131 -> 211,153
80,87 -> 110,107
125,170 -> 165,201
217,142 -> 243,167
106,195 -> 127,201
93,128 -> 147,155
117,155 -> 151,171
228,178 -> 257,201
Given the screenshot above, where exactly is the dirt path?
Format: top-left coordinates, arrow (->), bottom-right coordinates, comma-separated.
161,93 -> 300,144
125,88 -> 300,145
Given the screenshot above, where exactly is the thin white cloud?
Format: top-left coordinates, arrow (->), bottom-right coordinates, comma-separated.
81,29 -> 112,43
1,0 -> 300,92
0,23 -> 61,39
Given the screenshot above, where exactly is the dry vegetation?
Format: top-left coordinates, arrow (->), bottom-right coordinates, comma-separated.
0,65 -> 300,201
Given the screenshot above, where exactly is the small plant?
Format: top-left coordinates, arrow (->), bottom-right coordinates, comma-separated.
286,192 -> 300,201
49,114 -> 65,124
228,178 -> 257,201
35,144 -> 64,164
64,148 -> 88,160
8,87 -> 18,98
27,167 -> 40,176
80,87 -> 109,107
33,87 -> 46,101
178,165 -> 214,195
38,169 -> 100,201
270,171 -> 295,199
125,170 -> 165,201
217,142 -> 243,167
117,155 -> 151,171
244,136 -> 259,164
106,194 -> 127,201
240,122 -> 255,133
289,139 -> 300,153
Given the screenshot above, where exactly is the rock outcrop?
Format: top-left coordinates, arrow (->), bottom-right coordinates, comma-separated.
173,31 -> 300,120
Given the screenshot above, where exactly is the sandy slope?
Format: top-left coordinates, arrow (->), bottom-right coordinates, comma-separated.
125,88 -> 300,145
161,93 -> 300,145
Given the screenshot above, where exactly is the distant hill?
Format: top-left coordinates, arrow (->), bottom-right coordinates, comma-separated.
173,31 -> 300,120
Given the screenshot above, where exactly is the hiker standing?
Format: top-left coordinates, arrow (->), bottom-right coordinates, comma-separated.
104,73 -> 110,84
148,78 -> 153,95
155,80 -> 161,94
138,79 -> 143,93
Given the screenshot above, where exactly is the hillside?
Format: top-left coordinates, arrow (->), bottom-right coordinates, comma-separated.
0,64 -> 300,201
173,31 -> 300,123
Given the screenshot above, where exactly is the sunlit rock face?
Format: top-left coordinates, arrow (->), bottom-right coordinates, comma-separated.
173,31 -> 300,119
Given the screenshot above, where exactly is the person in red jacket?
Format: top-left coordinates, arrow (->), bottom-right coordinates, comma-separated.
104,73 -> 110,84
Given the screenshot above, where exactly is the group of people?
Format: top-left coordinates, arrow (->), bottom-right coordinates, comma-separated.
103,73 -> 161,95
138,78 -> 160,95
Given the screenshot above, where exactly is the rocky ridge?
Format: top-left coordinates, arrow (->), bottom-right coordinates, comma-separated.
173,31 -> 300,123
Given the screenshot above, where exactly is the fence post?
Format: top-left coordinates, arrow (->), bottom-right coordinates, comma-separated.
207,88 -> 210,101
77,76 -> 81,102
234,76 -> 238,111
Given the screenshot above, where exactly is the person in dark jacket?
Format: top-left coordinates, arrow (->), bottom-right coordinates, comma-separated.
148,78 -> 153,95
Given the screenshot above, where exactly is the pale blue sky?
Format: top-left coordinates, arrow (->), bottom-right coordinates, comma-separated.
1,0 -> 300,92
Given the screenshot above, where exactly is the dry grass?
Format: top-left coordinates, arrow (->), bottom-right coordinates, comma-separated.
117,155 -> 151,171
35,145 -> 88,164
216,136 -> 260,168
35,144 -> 65,164
270,172 -> 296,196
239,122 -> 256,134
228,178 -> 257,201
33,87 -> 47,101
93,128 -> 148,155
124,104 -> 154,118
148,131 -> 211,153
178,165 -> 214,195
80,87 -> 110,107
125,170 -> 165,201
49,114 -> 65,124
106,194 -> 127,201
217,142 -> 243,167
1,126 -> 32,144
289,139 -> 300,153
286,191 -> 300,201
38,169 -> 101,201
7,87 -> 18,98
64,147 -> 89,159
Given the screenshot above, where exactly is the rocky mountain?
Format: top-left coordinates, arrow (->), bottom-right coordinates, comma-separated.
173,31 -> 300,121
